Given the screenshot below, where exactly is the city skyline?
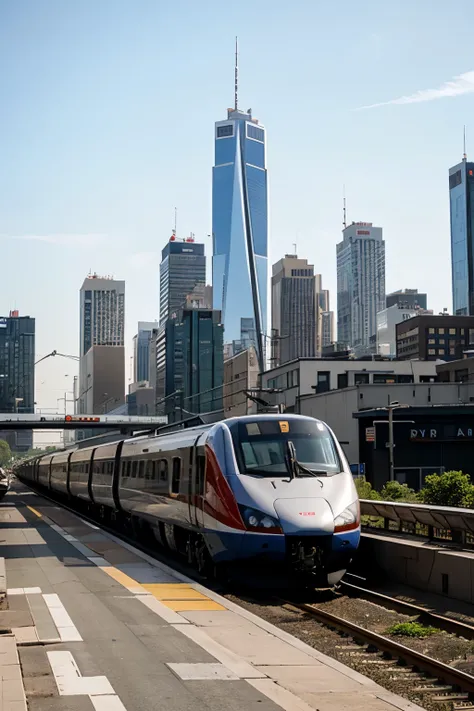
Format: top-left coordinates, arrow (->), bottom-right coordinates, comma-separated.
2,1 -> 473,412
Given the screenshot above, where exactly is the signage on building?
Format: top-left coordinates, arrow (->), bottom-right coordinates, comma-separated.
357,230 -> 370,235
350,463 -> 365,475
410,425 -> 474,441
366,427 -> 375,442
0,319 -> 6,328
355,222 -> 372,227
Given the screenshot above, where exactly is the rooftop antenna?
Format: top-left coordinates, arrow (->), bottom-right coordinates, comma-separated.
463,125 -> 467,162
234,36 -> 239,111
174,207 -> 177,235
292,242 -> 297,255
343,185 -> 347,229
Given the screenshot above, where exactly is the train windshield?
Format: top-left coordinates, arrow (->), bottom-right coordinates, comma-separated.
230,419 -> 341,477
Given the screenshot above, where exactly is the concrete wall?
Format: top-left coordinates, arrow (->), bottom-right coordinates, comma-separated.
223,347 -> 259,417
360,532 -> 474,605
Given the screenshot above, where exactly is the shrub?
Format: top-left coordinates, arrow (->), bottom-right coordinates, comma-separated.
386,621 -> 438,638
354,476 -> 379,500
380,481 -> 419,503
420,470 -> 474,508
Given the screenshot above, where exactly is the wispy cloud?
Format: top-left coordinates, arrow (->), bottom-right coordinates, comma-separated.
4,233 -> 108,247
356,70 -> 474,110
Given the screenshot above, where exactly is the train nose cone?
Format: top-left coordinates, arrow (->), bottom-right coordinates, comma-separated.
273,498 -> 334,535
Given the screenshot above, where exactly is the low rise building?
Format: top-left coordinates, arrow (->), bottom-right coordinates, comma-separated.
396,314 -> 474,361
261,357 -> 440,411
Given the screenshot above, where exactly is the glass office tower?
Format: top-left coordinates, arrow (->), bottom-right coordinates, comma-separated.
449,157 -> 474,315
212,106 -> 268,371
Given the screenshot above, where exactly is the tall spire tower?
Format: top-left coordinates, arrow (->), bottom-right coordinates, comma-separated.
212,41 -> 269,371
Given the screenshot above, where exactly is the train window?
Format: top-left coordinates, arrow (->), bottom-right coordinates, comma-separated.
131,461 -> 138,478
138,461 -> 145,479
145,461 -> 153,480
196,454 -> 206,495
171,458 -> 181,494
159,460 -> 168,482
121,461 -> 127,477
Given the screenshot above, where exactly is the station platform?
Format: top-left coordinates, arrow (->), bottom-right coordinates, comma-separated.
0,481 -> 424,711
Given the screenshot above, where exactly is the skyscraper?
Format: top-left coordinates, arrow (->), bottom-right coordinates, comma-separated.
449,153 -> 474,315
165,307 -> 224,422
155,235 -> 207,412
271,254 -> 332,365
79,274 -> 125,414
0,311 -> 35,452
386,289 -> 427,310
337,222 -> 385,354
212,42 -> 268,372
132,321 -> 159,384
159,237 -> 206,326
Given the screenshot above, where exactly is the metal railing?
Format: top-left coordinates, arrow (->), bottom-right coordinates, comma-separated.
360,499 -> 474,546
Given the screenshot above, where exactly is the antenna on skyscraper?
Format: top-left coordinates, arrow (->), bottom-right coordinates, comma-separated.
174,207 -> 177,234
234,37 -> 239,111
463,126 -> 467,161
343,185 -> 347,229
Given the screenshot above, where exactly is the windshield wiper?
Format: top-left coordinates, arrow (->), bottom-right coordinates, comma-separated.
285,441 -> 324,478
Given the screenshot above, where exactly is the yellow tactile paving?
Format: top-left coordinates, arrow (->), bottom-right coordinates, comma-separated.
142,584 -> 209,600
26,506 -> 42,518
99,566 -> 144,590
163,599 -> 226,611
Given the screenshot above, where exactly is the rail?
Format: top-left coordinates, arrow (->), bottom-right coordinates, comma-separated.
360,499 -> 474,545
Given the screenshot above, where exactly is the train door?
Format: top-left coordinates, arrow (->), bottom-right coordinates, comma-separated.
188,434 -> 206,528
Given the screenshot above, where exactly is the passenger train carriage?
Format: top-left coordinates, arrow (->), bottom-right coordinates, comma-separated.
15,414 -> 361,587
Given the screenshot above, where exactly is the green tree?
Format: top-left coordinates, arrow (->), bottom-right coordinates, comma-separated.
420,470 -> 474,508
354,476 -> 379,500
0,440 -> 12,468
380,480 -> 419,503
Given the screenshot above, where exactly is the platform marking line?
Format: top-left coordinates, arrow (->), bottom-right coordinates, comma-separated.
47,650 -> 126,708
8,587 -> 42,595
140,583 -> 226,611
167,662 -> 239,680
26,505 -> 42,517
43,593 -> 83,642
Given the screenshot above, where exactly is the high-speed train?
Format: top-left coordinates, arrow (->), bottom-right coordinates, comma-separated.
15,414 -> 360,586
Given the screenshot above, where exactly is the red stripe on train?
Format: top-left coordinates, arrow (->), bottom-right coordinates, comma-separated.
200,444 -> 245,531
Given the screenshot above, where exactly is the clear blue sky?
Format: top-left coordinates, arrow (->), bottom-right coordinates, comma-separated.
1,0 -> 473,415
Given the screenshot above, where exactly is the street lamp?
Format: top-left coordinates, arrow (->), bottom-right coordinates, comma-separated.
387,401 -> 409,482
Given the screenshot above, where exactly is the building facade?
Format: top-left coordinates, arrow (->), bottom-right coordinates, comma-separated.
132,321 -> 158,384
159,238 -> 206,326
79,275 -> 125,415
377,304 -> 419,357
223,346 -> 259,417
165,308 -> 224,421
212,101 -> 268,372
271,255 -> 333,365
337,222 -> 385,354
449,157 -> 474,315
0,311 -> 35,452
386,289 -> 427,310
396,314 -> 474,361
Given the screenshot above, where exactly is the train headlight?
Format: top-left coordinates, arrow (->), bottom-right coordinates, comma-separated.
238,505 -> 282,534
334,501 -> 360,533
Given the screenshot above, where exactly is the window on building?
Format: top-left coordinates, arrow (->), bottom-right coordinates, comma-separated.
438,328 -> 445,335
428,348 -> 435,355
450,347 -> 456,355
354,372 -> 369,385
429,328 -> 435,334
397,374 -> 414,384
171,458 -> 181,494
439,339 -> 445,345
469,329 -> 474,344
217,124 -> 233,138
449,328 -> 456,335
438,348 -> 445,355
316,371 -> 330,393
247,124 -> 264,142
373,374 -> 396,384
428,339 -> 435,344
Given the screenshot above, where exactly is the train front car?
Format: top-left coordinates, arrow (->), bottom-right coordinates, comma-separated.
207,415 -> 360,587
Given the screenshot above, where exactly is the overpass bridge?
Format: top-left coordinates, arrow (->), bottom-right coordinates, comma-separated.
0,414 -> 167,433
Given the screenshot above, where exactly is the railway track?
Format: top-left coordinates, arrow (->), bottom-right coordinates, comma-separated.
280,597 -> 474,710
340,577 -> 474,640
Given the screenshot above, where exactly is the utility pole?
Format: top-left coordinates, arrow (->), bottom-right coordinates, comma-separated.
388,404 -> 394,482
